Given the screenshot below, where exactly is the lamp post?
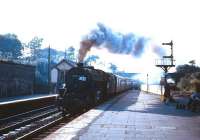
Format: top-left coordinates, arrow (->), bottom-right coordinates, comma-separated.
147,73 -> 149,93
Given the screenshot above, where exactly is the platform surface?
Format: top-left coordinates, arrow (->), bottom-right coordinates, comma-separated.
43,90 -> 200,140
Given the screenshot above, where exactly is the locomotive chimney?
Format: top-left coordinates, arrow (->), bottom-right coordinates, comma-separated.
77,62 -> 84,67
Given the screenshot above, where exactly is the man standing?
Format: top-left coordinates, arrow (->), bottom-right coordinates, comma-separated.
164,82 -> 170,103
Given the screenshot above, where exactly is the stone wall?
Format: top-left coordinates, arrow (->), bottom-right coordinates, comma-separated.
0,61 -> 35,98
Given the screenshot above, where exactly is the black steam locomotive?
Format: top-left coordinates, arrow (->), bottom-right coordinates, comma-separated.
57,63 -> 134,114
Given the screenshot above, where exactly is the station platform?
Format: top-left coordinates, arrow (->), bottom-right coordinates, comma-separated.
43,90 -> 200,140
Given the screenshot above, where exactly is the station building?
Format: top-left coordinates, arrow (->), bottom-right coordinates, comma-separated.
51,59 -> 77,93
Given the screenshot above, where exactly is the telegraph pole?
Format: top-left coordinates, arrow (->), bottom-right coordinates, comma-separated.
147,73 -> 149,93
48,45 -> 51,94
64,48 -> 67,59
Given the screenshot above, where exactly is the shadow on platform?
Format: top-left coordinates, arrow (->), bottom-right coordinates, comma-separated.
106,90 -> 200,117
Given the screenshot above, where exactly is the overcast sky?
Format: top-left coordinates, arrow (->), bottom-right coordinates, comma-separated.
0,0 -> 199,82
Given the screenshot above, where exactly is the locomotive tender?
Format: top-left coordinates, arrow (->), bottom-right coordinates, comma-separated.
57,63 -> 134,114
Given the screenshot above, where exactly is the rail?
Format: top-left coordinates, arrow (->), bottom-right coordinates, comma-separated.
0,106 -> 59,135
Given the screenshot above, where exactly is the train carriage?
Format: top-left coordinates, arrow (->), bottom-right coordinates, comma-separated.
106,73 -> 117,97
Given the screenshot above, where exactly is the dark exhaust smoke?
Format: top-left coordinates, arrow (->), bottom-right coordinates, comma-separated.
78,23 -> 165,62
78,40 -> 95,62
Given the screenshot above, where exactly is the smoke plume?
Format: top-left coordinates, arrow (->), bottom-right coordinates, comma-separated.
152,44 -> 166,57
78,23 -> 165,62
78,40 -> 95,62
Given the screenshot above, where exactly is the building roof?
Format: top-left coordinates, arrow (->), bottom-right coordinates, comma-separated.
52,59 -> 77,70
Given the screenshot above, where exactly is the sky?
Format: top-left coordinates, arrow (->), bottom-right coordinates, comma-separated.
0,0 -> 200,83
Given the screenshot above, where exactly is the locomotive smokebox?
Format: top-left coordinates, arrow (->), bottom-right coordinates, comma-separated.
77,62 -> 84,67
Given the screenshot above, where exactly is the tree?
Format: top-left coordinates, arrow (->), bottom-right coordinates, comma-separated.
177,73 -> 192,91
85,55 -> 99,65
0,34 -> 23,59
35,59 -> 48,84
189,60 -> 195,66
66,46 -> 75,61
177,72 -> 200,92
170,64 -> 200,84
38,47 -> 58,60
176,64 -> 200,74
109,63 -> 118,73
26,36 -> 43,61
34,47 -> 58,85
170,64 -> 200,92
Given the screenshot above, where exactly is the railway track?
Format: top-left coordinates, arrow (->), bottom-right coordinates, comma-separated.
0,94 -> 57,119
19,112 -> 84,140
22,92 -> 129,140
0,105 -> 86,140
0,94 -> 59,139
0,105 -> 58,134
0,107 -> 62,139
0,94 -> 107,139
0,111 -> 85,140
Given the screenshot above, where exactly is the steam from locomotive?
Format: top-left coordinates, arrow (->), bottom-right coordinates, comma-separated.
78,23 -> 165,62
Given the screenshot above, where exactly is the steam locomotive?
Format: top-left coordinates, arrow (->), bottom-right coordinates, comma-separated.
57,63 -> 134,114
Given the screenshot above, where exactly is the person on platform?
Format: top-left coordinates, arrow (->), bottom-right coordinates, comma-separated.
187,79 -> 200,111
164,82 -> 170,104
187,91 -> 200,112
